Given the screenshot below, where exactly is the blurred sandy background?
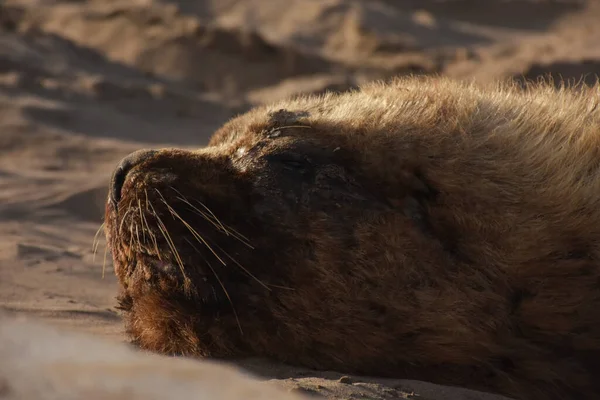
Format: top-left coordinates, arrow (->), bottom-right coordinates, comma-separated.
0,1 -> 598,399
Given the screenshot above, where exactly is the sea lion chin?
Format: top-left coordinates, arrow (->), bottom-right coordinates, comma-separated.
104,76 -> 600,400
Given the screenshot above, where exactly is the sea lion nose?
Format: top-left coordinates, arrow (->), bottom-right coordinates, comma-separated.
109,149 -> 158,207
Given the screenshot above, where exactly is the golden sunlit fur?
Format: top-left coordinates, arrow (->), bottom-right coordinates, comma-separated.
106,76 -> 600,400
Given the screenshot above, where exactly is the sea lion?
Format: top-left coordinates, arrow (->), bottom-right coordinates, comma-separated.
104,76 -> 600,400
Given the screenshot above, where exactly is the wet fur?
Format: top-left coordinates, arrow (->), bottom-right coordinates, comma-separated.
105,76 -> 600,400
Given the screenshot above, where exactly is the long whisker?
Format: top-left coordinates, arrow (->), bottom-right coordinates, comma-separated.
118,208 -> 133,235
184,237 -> 243,334
162,191 -> 296,294
171,199 -> 292,292
156,191 -> 226,266
186,201 -> 255,250
154,211 -> 188,284
191,200 -> 227,234
168,186 -> 254,249
261,283 -> 296,291
146,190 -> 187,280
134,223 -> 141,252
175,195 -> 228,234
102,241 -> 109,279
143,191 -> 162,260
191,203 -> 255,249
137,198 -> 147,245
169,187 -> 228,234
92,222 -> 105,263
206,239 -> 270,291
208,239 -> 295,291
128,220 -> 135,253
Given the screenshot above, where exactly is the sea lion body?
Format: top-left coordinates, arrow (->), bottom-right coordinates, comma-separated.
105,77 -> 600,400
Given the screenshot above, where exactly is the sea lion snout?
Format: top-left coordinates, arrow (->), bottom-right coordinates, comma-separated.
109,149 -> 158,208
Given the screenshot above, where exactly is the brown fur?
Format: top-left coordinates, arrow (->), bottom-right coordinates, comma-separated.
105,76 -> 600,400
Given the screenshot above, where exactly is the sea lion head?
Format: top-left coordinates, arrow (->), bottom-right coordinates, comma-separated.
104,105 -> 422,363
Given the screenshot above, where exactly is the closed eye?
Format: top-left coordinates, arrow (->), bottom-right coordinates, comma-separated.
281,159 -> 306,169
265,153 -> 312,171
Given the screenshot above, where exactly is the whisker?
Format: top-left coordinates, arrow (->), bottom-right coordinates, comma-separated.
102,242 -> 109,279
263,283 -> 296,291
207,239 -> 270,291
170,186 -> 229,234
204,263 -> 243,334
168,187 -> 229,234
135,223 -> 141,252
202,216 -> 252,245
128,220 -> 135,252
137,198 -> 147,244
175,195 -> 227,233
143,191 -> 162,260
146,190 -> 187,278
156,192 -> 226,266
187,201 -> 255,250
154,211 -> 187,280
118,208 -> 133,235
208,239 -> 295,291
196,211 -> 254,249
168,186 -> 254,249
184,237 -> 243,335
92,222 -> 105,263
189,198 -> 227,234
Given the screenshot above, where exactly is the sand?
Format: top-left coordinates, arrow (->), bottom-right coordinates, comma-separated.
0,1 -> 598,399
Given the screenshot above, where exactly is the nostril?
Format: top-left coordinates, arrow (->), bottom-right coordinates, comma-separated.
109,149 -> 158,208
110,165 -> 130,206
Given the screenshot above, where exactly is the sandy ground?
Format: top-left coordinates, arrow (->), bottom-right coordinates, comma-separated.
1,1 -> 599,399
